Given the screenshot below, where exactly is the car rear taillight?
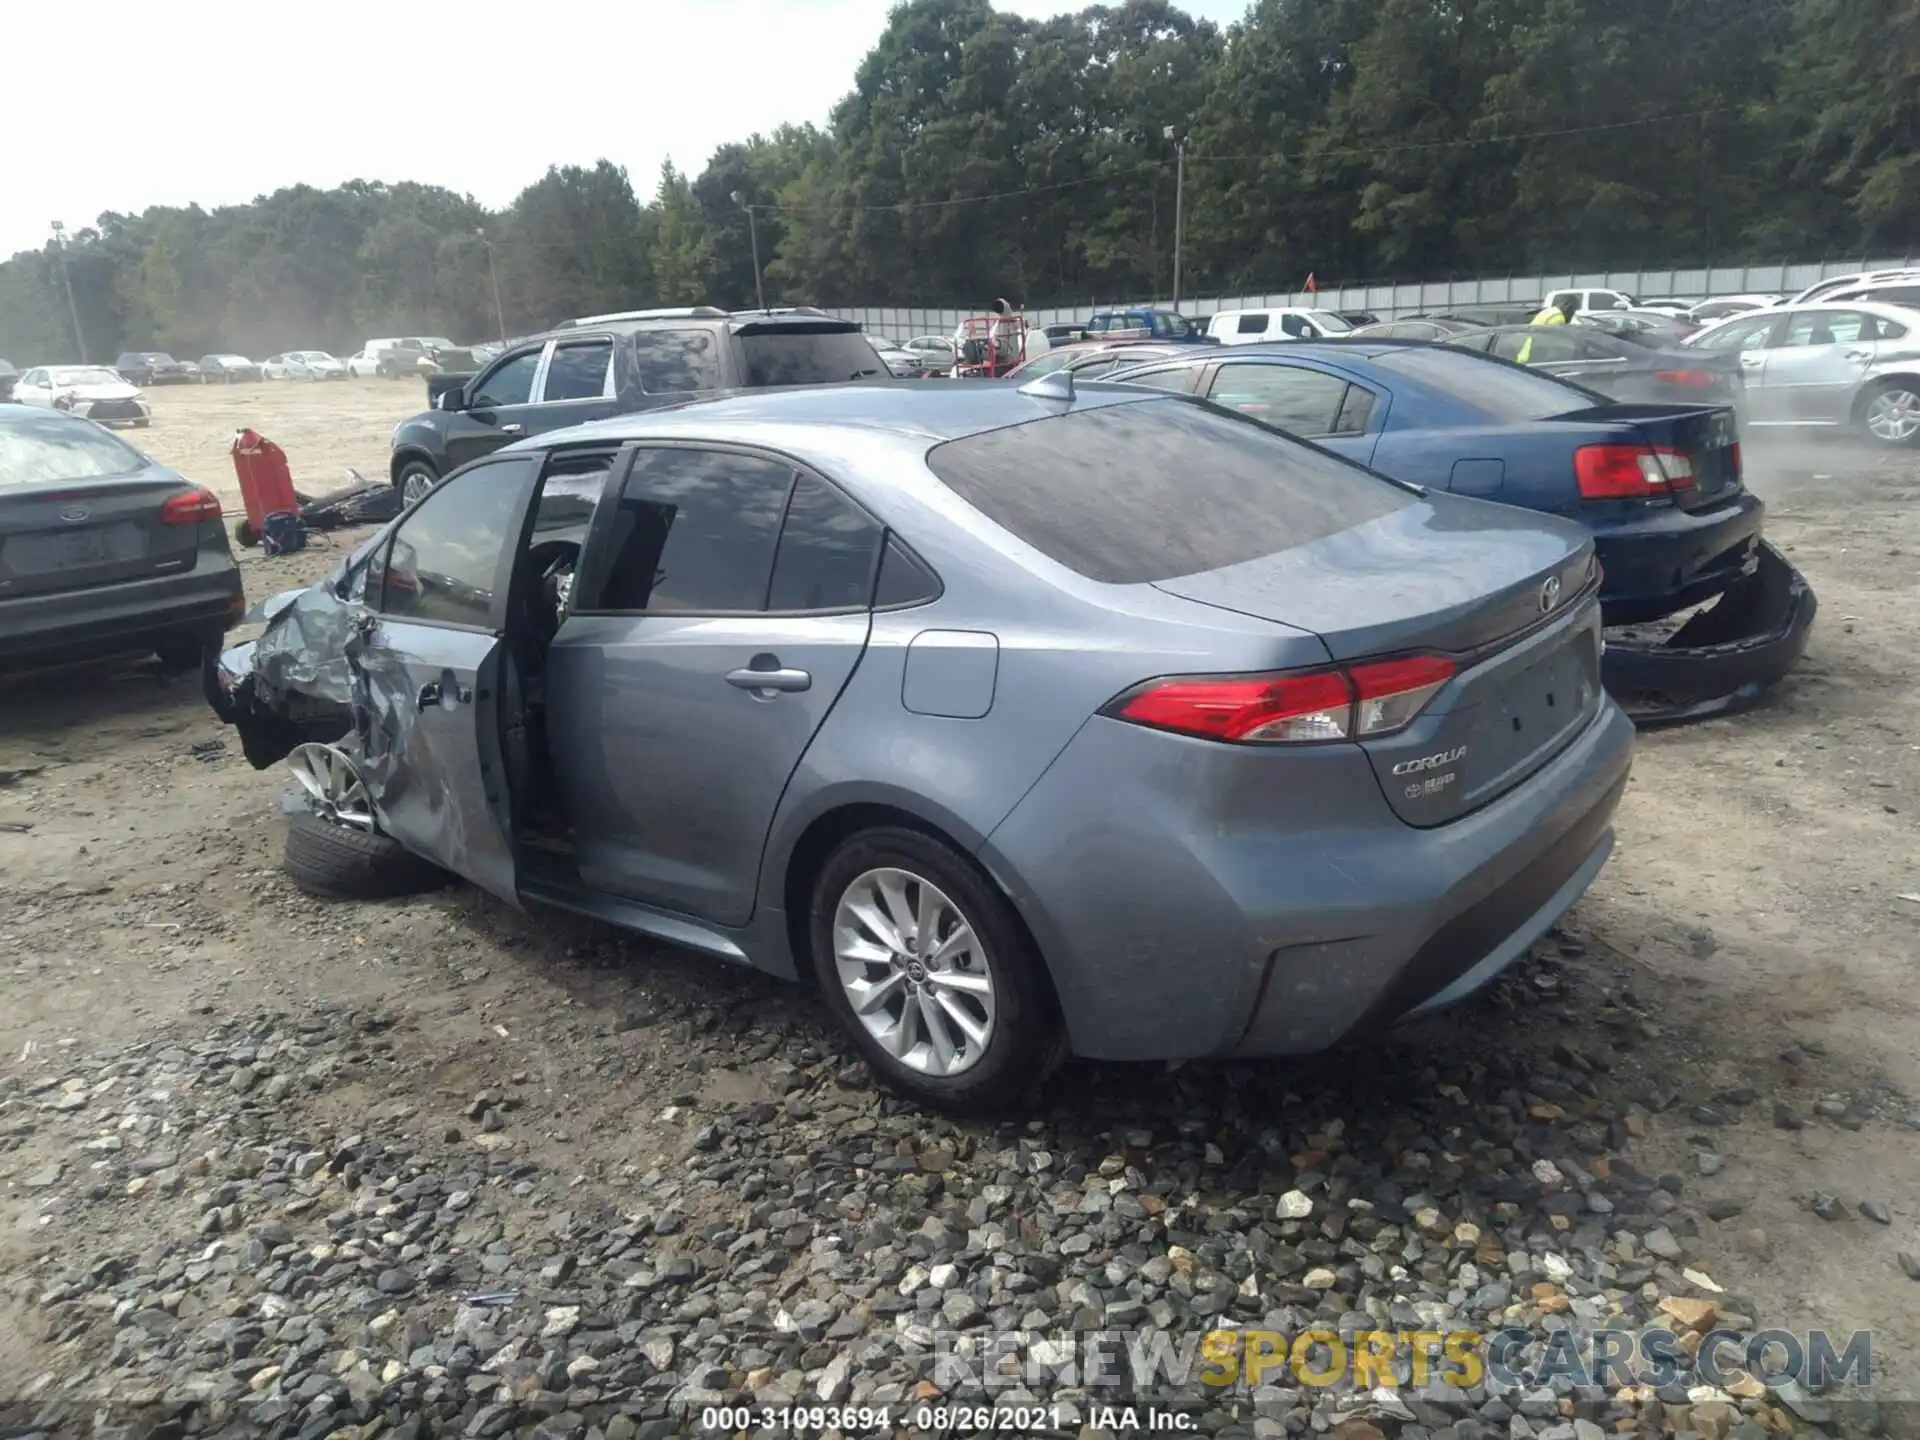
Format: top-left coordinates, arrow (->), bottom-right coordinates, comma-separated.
159,486 -> 223,525
1652,368 -> 1718,388
1574,444 -> 1695,500
1107,654 -> 1458,745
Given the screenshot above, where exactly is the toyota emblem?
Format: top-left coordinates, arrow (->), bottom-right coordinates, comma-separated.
1539,575 -> 1563,613
59,505 -> 89,524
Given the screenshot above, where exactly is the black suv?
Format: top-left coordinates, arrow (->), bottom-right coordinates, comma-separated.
387,308 -> 885,501
115,351 -> 197,385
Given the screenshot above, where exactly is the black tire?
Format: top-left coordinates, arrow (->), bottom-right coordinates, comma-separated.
234,518 -> 260,548
153,629 -> 212,671
393,457 -> 438,501
1857,379 -> 1920,449
283,809 -> 447,899
808,826 -> 1061,1113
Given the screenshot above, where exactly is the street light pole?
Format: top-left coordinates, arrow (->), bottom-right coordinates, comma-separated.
50,221 -> 86,363
731,190 -> 766,311
1164,128 -> 1187,310
477,228 -> 505,342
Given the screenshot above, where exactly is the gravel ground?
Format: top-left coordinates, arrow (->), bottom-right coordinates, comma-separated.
1,385 -> 1917,1439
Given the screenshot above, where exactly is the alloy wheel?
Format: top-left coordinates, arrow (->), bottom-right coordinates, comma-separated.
401,469 -> 436,504
832,866 -> 997,1077
287,743 -> 375,830
1865,387 -> 1920,444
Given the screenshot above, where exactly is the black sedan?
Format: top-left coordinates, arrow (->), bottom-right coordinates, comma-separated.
0,405 -> 244,671
197,353 -> 262,383
115,351 -> 197,385
1446,325 -> 1742,407
1349,317 -> 1484,340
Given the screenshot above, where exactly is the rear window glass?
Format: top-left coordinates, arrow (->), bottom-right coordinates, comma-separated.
0,410 -> 146,486
1370,346 -> 1595,421
738,328 -> 884,387
925,399 -> 1412,585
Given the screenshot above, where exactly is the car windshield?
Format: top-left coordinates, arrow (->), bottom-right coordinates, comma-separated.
1369,346 -> 1596,421
926,397 -> 1412,585
0,408 -> 146,486
51,367 -> 123,386
1310,311 -> 1353,333
294,351 -> 334,362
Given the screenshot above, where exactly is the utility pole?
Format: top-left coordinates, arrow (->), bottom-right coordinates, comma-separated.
50,221 -> 86,362
731,191 -> 766,311
477,228 -> 505,342
1164,127 -> 1186,310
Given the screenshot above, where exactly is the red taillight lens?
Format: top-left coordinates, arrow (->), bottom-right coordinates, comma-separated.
1652,368 -> 1717,388
159,486 -> 223,525
1109,654 -> 1456,745
1574,444 -> 1694,500
1349,654 -> 1458,736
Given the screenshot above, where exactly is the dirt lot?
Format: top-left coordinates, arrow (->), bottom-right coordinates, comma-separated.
1,381 -> 1917,1437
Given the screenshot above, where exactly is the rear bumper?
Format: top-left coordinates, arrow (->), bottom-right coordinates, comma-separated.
981,698 -> 1634,1062
1595,491 -> 1765,625
0,560 -> 244,667
1602,541 -> 1816,726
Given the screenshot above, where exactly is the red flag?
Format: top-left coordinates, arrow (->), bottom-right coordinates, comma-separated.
1304,272 -> 1319,293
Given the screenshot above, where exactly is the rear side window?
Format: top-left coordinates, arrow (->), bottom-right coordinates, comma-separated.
627,330 -> 720,394
737,328 -> 883,387
1370,346 -> 1593,421
1207,363 -> 1349,434
925,399 -> 1412,585
1234,313 -> 1269,335
593,448 -> 792,612
1118,366 -> 1199,394
767,473 -> 883,611
543,340 -> 612,401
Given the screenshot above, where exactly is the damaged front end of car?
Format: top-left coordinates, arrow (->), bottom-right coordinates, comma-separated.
1602,542 -> 1817,726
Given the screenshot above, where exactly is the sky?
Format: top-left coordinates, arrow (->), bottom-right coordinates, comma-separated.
4,0 -> 1249,259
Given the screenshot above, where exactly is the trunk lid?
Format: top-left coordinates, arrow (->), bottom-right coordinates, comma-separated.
1553,401 -> 1743,509
1153,497 -> 1605,825
0,477 -> 202,600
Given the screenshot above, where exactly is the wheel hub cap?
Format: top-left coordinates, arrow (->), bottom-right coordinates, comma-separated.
832,866 -> 997,1077
402,472 -> 435,503
287,742 -> 375,830
1867,389 -> 1919,442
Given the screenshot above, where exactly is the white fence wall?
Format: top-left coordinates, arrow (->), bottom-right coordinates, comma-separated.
824,255 -> 1920,337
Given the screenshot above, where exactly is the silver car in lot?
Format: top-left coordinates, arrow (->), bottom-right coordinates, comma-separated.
1685,299 -> 1920,446
208,380 -> 1632,1110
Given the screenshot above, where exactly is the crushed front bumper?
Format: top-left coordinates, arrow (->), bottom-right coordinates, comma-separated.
1601,542 -> 1816,727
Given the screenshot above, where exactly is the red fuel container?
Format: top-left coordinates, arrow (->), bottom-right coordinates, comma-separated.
229,428 -> 298,546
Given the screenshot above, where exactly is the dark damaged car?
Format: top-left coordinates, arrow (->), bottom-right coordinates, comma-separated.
1108,341 -> 1817,724
211,382 -> 1633,1110
386,307 -> 887,503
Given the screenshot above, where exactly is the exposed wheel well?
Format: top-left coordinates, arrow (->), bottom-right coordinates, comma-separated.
780,803 -> 1061,1019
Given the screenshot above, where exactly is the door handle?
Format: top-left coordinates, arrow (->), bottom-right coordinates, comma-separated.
726,666 -> 812,695
498,423 -> 526,437
1844,349 -> 1871,361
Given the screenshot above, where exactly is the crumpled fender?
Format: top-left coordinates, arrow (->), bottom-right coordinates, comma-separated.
1601,542 -> 1817,727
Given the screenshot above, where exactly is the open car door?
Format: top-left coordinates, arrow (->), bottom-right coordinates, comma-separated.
349,453 -> 545,904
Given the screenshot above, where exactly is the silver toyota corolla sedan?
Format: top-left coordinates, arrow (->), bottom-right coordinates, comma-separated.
208,379 -> 1634,1110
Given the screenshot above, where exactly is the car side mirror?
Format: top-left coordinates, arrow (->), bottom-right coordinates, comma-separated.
437,386 -> 466,411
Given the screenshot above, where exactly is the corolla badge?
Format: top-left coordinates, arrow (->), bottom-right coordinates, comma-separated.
59,505 -> 89,523
1539,574 -> 1563,613
1392,746 -> 1467,776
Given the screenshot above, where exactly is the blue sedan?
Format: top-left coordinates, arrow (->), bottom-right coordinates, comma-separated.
1109,341 -> 1759,626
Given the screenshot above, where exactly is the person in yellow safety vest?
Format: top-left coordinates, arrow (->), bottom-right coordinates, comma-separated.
1518,294 -> 1580,362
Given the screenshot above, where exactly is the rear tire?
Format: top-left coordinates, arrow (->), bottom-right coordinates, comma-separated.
234,519 -> 260,548
1859,380 -> 1920,448
283,809 -> 446,899
808,826 -> 1061,1113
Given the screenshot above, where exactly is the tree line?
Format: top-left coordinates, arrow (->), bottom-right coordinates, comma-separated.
2,0 -> 1914,364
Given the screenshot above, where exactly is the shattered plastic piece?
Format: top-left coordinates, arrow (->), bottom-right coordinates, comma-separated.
1601,542 -> 1816,727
